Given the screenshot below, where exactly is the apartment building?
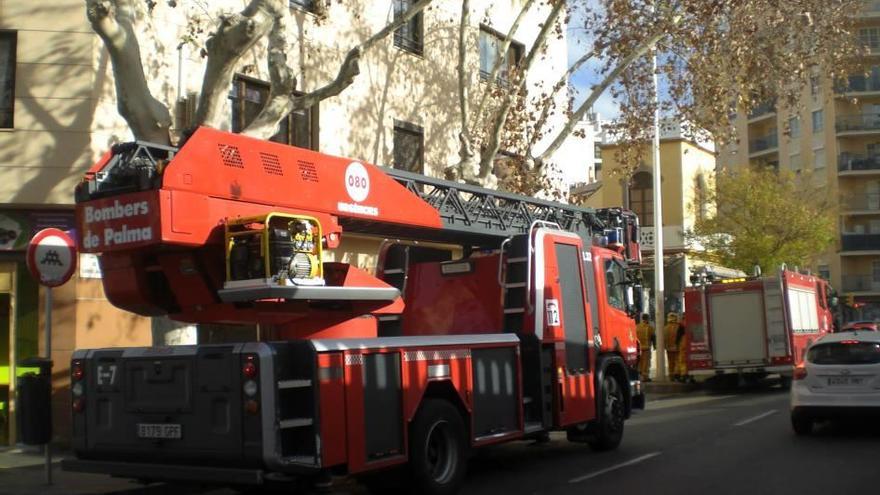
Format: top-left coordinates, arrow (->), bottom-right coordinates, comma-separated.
717,0 -> 880,321
0,0 -> 576,445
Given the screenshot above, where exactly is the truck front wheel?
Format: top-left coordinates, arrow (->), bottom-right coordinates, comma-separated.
409,399 -> 468,495
588,374 -> 625,451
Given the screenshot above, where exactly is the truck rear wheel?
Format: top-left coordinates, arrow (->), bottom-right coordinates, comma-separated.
408,399 -> 467,495
588,374 -> 625,452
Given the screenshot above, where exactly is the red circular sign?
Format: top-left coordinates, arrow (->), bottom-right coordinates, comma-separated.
27,228 -> 77,287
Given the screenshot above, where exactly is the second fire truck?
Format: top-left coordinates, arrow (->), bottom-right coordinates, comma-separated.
63,128 -> 645,494
683,268 -> 834,386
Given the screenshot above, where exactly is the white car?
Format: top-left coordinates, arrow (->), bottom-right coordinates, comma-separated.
790,330 -> 880,435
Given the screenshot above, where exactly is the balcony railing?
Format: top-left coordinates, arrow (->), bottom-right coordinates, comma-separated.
841,233 -> 880,251
864,0 -> 880,15
842,74 -> 880,93
843,193 -> 880,211
836,113 -> 880,133
838,153 -> 880,173
842,274 -> 880,292
748,101 -> 776,120
748,133 -> 778,154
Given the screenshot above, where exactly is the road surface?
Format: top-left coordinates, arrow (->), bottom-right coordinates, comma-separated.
460,388 -> 879,495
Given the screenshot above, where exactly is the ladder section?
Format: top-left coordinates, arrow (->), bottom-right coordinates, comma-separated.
502,234 -> 530,333
377,244 -> 410,337
386,168 -> 598,241
763,276 -> 790,358
272,342 -> 320,466
500,234 -> 553,431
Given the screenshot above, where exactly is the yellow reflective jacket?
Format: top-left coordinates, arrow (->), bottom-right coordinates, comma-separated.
636,322 -> 655,349
664,323 -> 681,352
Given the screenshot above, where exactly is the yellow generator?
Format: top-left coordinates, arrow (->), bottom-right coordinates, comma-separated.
225,213 -> 324,287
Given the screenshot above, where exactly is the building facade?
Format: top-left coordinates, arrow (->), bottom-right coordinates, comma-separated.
717,0 -> 880,321
0,0 -> 577,445
584,122 -> 726,316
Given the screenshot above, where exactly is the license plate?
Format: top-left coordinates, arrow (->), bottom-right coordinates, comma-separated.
827,377 -> 864,386
137,423 -> 182,439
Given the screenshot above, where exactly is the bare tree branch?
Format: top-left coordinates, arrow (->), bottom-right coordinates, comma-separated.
451,0 -> 477,180
237,6 -> 294,138
242,0 -> 434,139
472,0 -> 535,127
86,0 -> 172,144
479,0 -> 565,178
192,0 -> 283,131
526,45 -> 602,150
534,31 -> 667,166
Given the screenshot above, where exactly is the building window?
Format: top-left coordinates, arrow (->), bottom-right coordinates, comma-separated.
628,171 -> 654,227
813,148 -> 826,170
811,110 -> 823,133
790,153 -> 802,173
479,26 -> 524,86
229,75 -> 318,150
860,27 -> 880,52
695,174 -> 709,223
290,0 -> 315,12
0,31 -> 16,129
393,0 -> 423,55
788,117 -> 801,138
393,120 -> 424,174
818,264 -> 830,281
810,75 -> 820,99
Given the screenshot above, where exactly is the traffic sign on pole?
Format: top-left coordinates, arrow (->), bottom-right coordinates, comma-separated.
25,227 -> 75,485
26,228 -> 77,288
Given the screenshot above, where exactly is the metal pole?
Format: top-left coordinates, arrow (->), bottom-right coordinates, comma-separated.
651,41 -> 667,382
8,266 -> 17,446
44,287 -> 52,485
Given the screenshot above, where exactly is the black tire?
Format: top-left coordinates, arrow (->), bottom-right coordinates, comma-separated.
408,399 -> 468,495
791,411 -> 813,436
588,374 -> 625,452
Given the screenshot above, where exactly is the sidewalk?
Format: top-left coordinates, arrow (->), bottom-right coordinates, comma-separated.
0,449 -> 208,495
644,379 -> 702,396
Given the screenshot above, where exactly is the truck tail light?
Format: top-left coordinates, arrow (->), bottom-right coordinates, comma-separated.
72,360 -> 84,381
72,360 -> 85,413
793,366 -> 808,380
243,355 -> 258,378
242,355 -> 259,415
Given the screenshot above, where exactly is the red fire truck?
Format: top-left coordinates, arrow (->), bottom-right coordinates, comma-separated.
683,269 -> 834,386
62,128 -> 644,494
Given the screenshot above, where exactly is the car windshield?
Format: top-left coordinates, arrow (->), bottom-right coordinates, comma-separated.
807,342 -> 880,365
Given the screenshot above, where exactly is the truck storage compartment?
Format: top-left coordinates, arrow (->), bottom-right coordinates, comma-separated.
73,345 -> 252,466
708,291 -> 767,366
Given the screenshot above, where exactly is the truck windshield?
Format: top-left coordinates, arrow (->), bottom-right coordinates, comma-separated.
807,342 -> 880,365
604,259 -> 626,311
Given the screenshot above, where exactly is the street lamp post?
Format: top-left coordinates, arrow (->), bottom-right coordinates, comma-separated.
651,42 -> 667,382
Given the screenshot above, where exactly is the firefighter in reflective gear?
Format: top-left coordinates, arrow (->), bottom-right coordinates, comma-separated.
676,323 -> 691,382
636,314 -> 655,381
664,313 -> 685,381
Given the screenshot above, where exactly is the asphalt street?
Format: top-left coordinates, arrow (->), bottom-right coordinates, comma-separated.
9,387 -> 875,495
178,386 -> 879,495
460,388 -> 880,495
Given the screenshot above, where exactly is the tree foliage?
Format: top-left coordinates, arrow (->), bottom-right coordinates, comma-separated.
458,0 -> 862,192
86,0 -> 862,198
687,167 -> 836,275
